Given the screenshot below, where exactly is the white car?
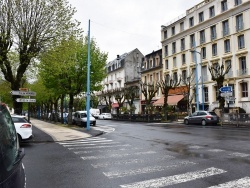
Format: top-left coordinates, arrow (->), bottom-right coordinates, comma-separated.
11,115 -> 33,141
98,113 -> 112,120
73,111 -> 96,127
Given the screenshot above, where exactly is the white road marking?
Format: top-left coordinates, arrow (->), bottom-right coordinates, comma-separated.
207,149 -> 225,153
228,152 -> 250,157
189,145 -> 205,149
74,147 -> 142,154
68,144 -> 131,150
120,167 -> 226,188
59,139 -> 114,145
62,142 -> 120,147
92,155 -> 175,168
208,177 -> 250,188
81,151 -> 156,160
104,161 -> 196,179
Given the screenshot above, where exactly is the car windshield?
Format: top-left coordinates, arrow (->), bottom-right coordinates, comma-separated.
209,112 -> 217,116
12,117 -> 28,123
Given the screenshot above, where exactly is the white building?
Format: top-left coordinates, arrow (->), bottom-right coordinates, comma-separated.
161,0 -> 250,113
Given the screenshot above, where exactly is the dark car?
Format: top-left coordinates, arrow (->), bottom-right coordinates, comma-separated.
184,111 -> 219,126
0,103 -> 26,188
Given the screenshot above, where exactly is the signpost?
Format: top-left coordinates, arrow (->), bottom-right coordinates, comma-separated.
16,98 -> 36,103
10,91 -> 36,96
220,92 -> 233,97
219,86 -> 232,93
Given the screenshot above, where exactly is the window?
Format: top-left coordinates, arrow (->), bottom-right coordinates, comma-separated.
210,25 -> 217,40
236,14 -> 244,31
241,82 -> 248,97
238,35 -> 245,49
224,39 -> 230,53
235,0 -> 242,6
182,70 -> 187,83
225,60 -> 233,78
190,34 -> 195,48
181,38 -> 185,51
204,87 -> 209,102
239,56 -> 247,75
164,45 -> 168,56
172,42 -> 176,54
202,66 -> 208,82
164,30 -> 168,39
182,54 -> 186,64
173,72 -> 178,83
221,0 -> 228,12
165,60 -> 169,69
189,17 -> 194,27
222,20 -> 229,36
191,51 -> 196,62
200,30 -> 205,44
212,43 -> 217,56
201,47 -> 206,59
171,26 -> 175,35
199,12 -> 204,22
180,22 -> 184,31
209,6 -> 215,17
173,57 -> 177,67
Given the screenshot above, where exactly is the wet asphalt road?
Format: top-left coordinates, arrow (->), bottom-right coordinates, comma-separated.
22,120 -> 250,188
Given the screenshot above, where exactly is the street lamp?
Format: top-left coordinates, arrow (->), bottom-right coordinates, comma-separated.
190,50 -> 205,111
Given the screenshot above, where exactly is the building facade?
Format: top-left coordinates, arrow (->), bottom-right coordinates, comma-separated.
161,0 -> 250,113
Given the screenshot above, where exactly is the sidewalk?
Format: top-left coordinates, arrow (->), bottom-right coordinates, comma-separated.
31,118 -> 103,141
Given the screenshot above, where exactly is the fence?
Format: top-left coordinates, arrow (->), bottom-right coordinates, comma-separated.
220,113 -> 250,127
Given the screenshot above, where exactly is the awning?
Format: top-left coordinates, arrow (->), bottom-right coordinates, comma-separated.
153,95 -> 184,106
112,103 -> 119,108
97,105 -> 107,110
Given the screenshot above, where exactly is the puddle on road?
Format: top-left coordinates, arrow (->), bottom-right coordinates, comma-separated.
167,143 -> 209,159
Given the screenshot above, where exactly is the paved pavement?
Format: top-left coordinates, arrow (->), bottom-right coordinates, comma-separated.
30,118 -> 103,142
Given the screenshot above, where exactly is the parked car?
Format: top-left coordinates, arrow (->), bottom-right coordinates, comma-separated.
184,111 -> 219,126
11,115 -> 33,141
90,108 -> 100,119
98,113 -> 112,120
73,111 -> 96,127
0,103 -> 26,187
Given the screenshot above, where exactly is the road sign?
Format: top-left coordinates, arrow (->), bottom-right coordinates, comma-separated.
16,98 -> 36,103
10,91 -> 36,96
19,88 -> 28,91
220,92 -> 232,97
219,86 -> 232,93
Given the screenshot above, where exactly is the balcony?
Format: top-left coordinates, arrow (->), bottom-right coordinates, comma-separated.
237,69 -> 248,76
225,71 -> 233,78
236,23 -> 244,32
109,80 -> 114,84
117,77 -> 122,82
222,28 -> 230,37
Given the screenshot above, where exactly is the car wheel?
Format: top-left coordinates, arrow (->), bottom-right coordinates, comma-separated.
18,134 -> 22,143
201,119 -> 207,126
93,122 -> 96,126
184,119 -> 189,125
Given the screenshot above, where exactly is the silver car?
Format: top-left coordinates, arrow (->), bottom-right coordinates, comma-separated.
73,111 -> 96,127
184,111 -> 219,126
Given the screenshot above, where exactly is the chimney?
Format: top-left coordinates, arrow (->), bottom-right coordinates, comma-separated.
117,55 -> 120,60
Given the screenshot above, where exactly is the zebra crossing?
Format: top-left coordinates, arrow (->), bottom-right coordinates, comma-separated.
91,125 -> 115,134
59,137 -> 250,187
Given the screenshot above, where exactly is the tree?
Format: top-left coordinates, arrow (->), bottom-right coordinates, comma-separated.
208,62 -> 231,109
158,74 -> 181,119
181,69 -> 195,115
113,88 -> 125,115
124,85 -> 139,114
0,0 -> 80,114
140,81 -> 159,115
39,37 -> 107,124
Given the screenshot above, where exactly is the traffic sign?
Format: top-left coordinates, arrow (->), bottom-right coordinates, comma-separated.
225,96 -> 236,101
10,91 -> 36,96
16,98 -> 36,103
220,92 -> 232,97
219,86 -> 232,93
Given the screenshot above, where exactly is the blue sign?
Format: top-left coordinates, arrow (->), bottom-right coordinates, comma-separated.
219,86 -> 232,93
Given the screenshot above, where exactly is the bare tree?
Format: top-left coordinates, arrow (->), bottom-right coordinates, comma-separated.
158,73 -> 181,119
208,62 -> 231,109
124,85 -> 139,114
113,88 -> 125,115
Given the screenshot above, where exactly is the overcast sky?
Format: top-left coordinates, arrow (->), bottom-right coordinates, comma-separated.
68,0 -> 202,62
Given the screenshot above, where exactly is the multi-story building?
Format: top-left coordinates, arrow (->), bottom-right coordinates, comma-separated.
98,48 -> 144,114
140,49 -> 163,113
161,0 -> 250,113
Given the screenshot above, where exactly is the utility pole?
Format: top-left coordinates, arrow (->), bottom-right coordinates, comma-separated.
86,19 -> 91,131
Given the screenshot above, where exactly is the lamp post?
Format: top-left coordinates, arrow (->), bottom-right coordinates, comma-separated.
86,19 -> 91,131
190,50 -> 204,111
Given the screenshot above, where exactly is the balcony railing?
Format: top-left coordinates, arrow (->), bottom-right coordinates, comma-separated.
222,28 -> 230,37
237,69 -> 248,76
236,23 -> 244,32
200,37 -> 206,44
225,71 -> 233,78
211,33 -> 217,40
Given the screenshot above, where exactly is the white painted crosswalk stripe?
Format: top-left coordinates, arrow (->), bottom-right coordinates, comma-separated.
91,155 -> 175,168
62,141 -> 120,147
59,139 -> 114,146
92,126 -> 115,133
208,176 -> 250,188
74,147 -> 142,154
120,167 -> 226,188
228,152 -> 250,157
68,144 -> 131,150
81,151 -> 156,160
104,161 -> 196,179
